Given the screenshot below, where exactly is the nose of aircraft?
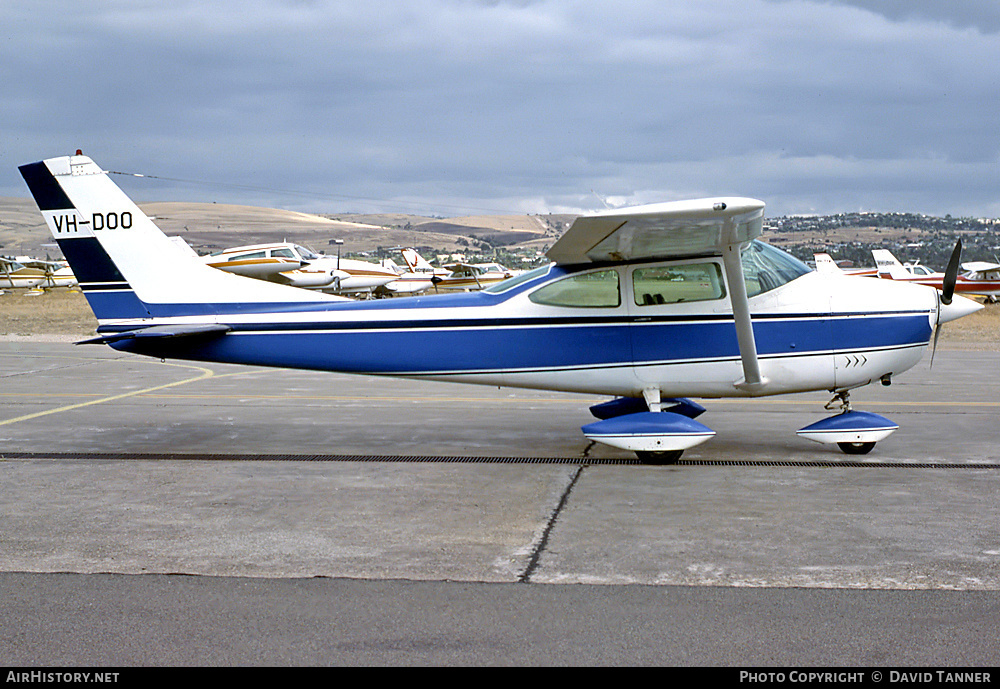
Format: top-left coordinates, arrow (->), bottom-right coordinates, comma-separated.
938,293 -> 984,324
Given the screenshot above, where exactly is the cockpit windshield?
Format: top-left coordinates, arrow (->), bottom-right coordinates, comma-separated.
294,245 -> 320,261
741,240 -> 810,297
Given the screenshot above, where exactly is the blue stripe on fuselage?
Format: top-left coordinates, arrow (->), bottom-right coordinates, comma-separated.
110,311 -> 932,375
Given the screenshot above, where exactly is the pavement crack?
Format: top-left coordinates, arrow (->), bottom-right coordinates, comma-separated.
519,464 -> 585,583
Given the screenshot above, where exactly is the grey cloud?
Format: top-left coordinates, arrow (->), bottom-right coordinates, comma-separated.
2,0 -> 999,219
811,1 -> 1000,33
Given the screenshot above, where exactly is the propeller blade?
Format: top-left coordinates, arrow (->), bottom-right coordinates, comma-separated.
941,239 -> 962,306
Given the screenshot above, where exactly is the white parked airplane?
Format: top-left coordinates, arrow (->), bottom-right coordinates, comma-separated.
434,261 -> 522,290
376,248 -> 444,295
204,241 -> 397,295
384,248 -> 520,292
873,248 -> 1000,302
1,257 -> 46,290
19,153 -> 982,462
0,256 -> 77,290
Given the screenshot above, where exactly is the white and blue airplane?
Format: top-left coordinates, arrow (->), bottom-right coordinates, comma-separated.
19,152 -> 982,462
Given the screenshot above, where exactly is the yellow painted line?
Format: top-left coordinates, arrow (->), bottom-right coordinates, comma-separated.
0,362 -> 217,427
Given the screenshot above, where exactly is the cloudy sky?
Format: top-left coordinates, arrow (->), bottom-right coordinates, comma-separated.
3,0 -> 999,218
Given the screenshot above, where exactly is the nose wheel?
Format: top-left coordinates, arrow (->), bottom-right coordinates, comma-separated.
797,390 -> 898,454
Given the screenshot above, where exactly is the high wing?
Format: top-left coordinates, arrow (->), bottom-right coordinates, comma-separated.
546,198 -> 765,265
547,198 -> 767,390
962,261 -> 1000,274
442,262 -> 482,273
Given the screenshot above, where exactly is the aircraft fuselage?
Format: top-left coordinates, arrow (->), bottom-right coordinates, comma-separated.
104,259 -> 939,400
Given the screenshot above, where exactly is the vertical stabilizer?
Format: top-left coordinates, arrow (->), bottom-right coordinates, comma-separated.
19,154 -> 334,322
871,249 -> 911,280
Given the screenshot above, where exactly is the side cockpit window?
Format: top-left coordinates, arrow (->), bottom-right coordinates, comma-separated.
529,269 -> 621,308
632,263 -> 725,306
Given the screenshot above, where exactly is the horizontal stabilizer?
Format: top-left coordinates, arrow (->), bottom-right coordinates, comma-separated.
77,323 -> 231,345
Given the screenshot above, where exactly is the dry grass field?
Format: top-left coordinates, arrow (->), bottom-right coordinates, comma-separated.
0,290 -> 98,339
0,197 -> 550,258
1,287 -> 996,349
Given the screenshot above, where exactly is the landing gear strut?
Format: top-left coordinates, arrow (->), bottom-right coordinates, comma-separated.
824,389 -> 852,413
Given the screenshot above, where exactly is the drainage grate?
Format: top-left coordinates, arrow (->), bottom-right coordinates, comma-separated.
0,451 -> 638,465
1,452 -> 996,468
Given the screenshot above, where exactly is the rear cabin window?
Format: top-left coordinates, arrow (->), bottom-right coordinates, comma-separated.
529,269 -> 621,308
632,263 -> 725,306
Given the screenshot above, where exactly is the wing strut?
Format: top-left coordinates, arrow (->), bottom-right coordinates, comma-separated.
721,232 -> 766,392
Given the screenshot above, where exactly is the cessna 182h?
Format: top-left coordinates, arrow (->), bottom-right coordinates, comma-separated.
19,153 -> 983,462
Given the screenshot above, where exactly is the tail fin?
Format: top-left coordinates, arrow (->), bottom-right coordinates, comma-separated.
19,153 -> 332,322
401,248 -> 436,273
381,257 -> 403,274
871,249 -> 910,280
813,253 -> 842,274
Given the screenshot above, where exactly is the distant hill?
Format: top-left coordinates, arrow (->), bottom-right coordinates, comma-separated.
331,212 -> 575,249
0,198 -> 557,258
3,196 -> 996,269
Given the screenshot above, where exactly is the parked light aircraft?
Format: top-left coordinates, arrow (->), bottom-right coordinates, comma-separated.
0,256 -> 77,290
204,241 -> 396,295
19,153 -> 983,462
434,261 -> 523,291
873,248 -> 1000,302
374,248 -> 444,295
376,256 -> 427,295
1,257 -> 46,290
812,253 -> 875,277
381,248 -> 517,294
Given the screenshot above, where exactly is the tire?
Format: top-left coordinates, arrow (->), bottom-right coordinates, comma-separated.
636,449 -> 684,465
837,441 -> 875,455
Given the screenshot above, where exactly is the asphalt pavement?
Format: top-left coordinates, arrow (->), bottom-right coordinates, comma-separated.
1,341 -> 998,666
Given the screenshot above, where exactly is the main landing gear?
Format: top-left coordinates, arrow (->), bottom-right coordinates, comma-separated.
581,389 -> 715,465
